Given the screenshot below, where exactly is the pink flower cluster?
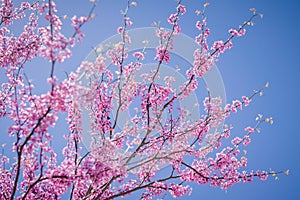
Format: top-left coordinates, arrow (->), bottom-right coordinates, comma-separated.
192,49 -> 214,78
39,1 -> 83,63
211,40 -> 233,56
154,45 -> 171,64
154,4 -> 187,64
229,28 -> 246,37
195,19 -> 210,51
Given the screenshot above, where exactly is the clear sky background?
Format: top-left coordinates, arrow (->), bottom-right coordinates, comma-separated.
2,0 -> 300,199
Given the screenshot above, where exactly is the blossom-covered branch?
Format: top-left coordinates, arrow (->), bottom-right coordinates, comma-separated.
0,1 -> 286,199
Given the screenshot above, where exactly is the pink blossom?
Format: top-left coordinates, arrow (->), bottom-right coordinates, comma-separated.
257,170 -> 268,181
240,157 -> 247,167
242,95 -> 251,106
133,51 -> 144,60
231,137 -> 243,145
243,135 -> 251,146
196,20 -> 203,30
177,4 -> 186,15
124,17 -> 133,26
174,23 -> 181,35
155,46 -> 170,63
229,29 -> 240,36
193,49 -> 214,77
168,13 -> 178,25
233,100 -> 243,110
169,183 -> 191,198
229,28 -> 246,37
117,26 -> 124,34
245,126 -> 255,133
211,40 -> 226,55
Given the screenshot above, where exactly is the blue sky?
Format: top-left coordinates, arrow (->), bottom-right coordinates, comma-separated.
2,0 -> 300,199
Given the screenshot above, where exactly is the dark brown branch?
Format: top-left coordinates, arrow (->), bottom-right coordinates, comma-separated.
10,107 -> 51,200
104,175 -> 180,200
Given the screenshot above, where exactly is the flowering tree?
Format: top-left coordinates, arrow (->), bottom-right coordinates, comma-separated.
0,0 -> 287,199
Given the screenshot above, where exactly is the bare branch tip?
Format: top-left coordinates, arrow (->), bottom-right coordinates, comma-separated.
285,169 -> 290,175
265,82 -> 269,88
259,13 -> 264,19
